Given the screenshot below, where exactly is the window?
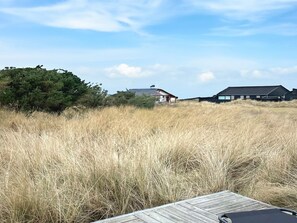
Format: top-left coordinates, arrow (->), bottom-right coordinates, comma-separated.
218,96 -> 231,100
256,96 -> 260,98
246,95 -> 250,99
240,96 -> 244,99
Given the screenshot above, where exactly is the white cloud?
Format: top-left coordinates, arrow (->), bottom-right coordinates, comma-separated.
0,0 -> 172,32
241,65 -> 297,79
210,23 -> 297,36
198,71 -> 215,83
186,0 -> 297,21
1,0 -> 296,34
104,63 -> 172,78
105,64 -> 154,78
271,66 -> 297,75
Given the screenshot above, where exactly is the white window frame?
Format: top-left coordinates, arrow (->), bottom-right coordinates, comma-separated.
218,96 -> 231,100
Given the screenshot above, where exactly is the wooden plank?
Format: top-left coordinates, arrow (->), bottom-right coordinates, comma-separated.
141,210 -> 176,223
125,219 -> 145,223
214,203 -> 272,216
203,197 -> 269,212
167,205 -> 217,223
154,208 -> 189,222
187,191 -> 234,205
190,193 -> 243,207
179,202 -> 218,221
134,212 -> 162,223
197,196 -> 255,209
93,191 -> 276,223
97,215 -> 139,223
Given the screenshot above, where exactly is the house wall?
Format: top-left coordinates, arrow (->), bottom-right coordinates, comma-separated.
218,94 -> 287,102
285,89 -> 297,100
157,90 -> 177,103
269,87 -> 289,98
157,96 -> 177,103
170,97 -> 177,103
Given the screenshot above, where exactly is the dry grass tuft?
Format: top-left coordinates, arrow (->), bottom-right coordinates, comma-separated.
1,100 -> 297,222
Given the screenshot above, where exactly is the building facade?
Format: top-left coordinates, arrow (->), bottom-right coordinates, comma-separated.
129,88 -> 178,103
285,88 -> 297,101
216,85 -> 290,102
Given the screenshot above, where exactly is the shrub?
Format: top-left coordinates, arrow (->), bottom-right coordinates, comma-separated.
106,91 -> 135,107
128,95 -> 155,109
0,66 -> 107,112
107,91 -> 155,109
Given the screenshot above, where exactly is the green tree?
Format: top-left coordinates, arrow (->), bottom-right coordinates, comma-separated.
107,91 -> 136,106
0,66 -> 107,112
77,83 -> 108,108
128,94 -> 155,109
107,91 -> 155,109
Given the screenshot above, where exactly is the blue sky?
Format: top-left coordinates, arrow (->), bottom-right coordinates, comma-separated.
0,0 -> 297,98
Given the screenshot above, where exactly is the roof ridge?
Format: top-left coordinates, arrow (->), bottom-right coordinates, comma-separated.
227,85 -> 281,88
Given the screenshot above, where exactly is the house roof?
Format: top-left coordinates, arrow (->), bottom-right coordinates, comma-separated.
217,85 -> 289,96
129,88 -> 178,98
129,88 -> 162,96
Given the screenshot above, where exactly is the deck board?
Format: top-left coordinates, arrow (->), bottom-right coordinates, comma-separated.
93,191 -> 276,223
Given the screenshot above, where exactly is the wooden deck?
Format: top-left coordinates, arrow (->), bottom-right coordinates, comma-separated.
93,191 -> 275,223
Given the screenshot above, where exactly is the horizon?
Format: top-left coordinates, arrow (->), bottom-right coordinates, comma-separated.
0,0 -> 296,98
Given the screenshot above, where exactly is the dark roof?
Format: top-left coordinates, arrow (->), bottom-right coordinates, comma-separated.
129,88 -> 162,96
129,88 -> 178,98
217,85 -> 289,96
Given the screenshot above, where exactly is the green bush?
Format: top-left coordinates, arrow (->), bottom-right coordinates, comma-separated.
107,91 -> 155,109
77,84 -> 107,108
128,95 -> 155,109
0,66 -> 107,112
106,91 -> 135,106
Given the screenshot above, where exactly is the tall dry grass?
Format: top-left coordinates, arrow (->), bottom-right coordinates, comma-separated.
0,100 -> 297,222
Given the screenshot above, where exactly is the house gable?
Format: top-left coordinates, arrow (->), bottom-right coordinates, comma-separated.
268,86 -> 290,97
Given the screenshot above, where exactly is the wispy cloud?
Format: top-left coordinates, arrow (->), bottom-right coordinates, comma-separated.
210,23 -> 297,36
105,63 -> 168,78
105,64 -> 148,78
186,0 -> 297,21
1,0 -> 297,34
186,0 -> 297,36
0,0 -> 175,32
241,65 -> 297,79
198,71 -> 216,83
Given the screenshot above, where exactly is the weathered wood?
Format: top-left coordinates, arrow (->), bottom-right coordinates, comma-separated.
125,219 -> 145,223
93,191 -> 276,223
178,202 -> 218,221
99,214 -> 138,223
134,213 -> 161,223
166,205 -> 217,223
140,210 -> 176,223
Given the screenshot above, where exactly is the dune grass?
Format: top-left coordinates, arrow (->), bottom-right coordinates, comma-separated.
0,100 -> 297,222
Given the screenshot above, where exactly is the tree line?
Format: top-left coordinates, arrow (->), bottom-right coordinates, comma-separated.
0,66 -> 155,113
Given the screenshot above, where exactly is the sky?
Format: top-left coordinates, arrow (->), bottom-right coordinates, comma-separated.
0,0 -> 297,98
